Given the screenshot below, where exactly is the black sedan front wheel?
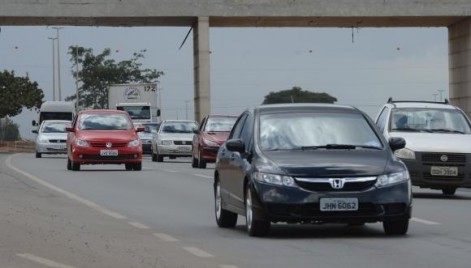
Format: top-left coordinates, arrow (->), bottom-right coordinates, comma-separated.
245,184 -> 270,237
383,218 -> 409,235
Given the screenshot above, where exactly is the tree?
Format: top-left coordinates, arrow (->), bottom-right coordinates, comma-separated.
0,117 -> 21,141
0,70 -> 44,118
262,86 -> 337,104
68,46 -> 164,109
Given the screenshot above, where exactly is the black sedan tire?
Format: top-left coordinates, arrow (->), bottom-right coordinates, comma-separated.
383,218 -> 409,235
245,185 -> 270,237
214,180 -> 237,228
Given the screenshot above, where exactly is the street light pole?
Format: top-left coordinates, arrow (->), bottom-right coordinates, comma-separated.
185,100 -> 190,120
52,27 -> 63,101
75,46 -> 79,111
437,89 -> 445,102
48,37 -> 57,101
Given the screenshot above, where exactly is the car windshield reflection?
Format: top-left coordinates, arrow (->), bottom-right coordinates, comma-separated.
259,112 -> 383,151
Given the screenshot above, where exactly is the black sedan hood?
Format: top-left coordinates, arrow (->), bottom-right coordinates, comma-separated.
260,149 -> 389,177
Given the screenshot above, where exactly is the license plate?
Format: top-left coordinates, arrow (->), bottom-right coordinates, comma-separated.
100,149 -> 118,156
320,198 -> 358,211
431,166 -> 458,176
177,146 -> 191,152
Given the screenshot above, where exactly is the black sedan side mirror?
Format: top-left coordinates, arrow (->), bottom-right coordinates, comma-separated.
389,137 -> 406,151
226,139 -> 245,154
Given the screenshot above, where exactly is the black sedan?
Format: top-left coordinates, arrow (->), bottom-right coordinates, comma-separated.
214,104 -> 412,236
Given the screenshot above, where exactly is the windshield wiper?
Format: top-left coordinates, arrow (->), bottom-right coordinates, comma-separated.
301,144 -> 356,150
429,128 -> 466,134
392,127 -> 421,132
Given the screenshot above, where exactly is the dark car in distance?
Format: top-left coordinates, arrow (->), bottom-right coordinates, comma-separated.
192,115 -> 238,168
214,104 -> 412,237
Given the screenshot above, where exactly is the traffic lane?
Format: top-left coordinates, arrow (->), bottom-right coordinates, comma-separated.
0,153 -> 224,268
8,153 -> 471,268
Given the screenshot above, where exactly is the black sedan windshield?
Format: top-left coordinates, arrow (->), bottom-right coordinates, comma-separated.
259,112 -> 382,151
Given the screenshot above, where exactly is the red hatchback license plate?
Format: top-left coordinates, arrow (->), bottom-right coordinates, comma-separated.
100,149 -> 118,156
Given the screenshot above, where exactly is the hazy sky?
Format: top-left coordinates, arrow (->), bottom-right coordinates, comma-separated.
0,25 -> 448,139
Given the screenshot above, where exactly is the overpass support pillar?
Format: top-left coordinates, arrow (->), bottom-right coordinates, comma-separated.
449,18 -> 471,116
193,16 -> 211,123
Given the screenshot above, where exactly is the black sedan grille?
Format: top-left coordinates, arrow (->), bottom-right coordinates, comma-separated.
295,177 -> 377,192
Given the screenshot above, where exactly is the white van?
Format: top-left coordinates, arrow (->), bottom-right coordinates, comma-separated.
32,101 -> 76,127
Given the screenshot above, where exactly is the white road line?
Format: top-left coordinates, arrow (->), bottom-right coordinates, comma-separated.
183,247 -> 214,258
6,155 -> 127,220
128,221 -> 150,229
159,168 -> 177,173
17,254 -> 76,268
154,233 -> 179,242
192,174 -> 213,179
220,265 -> 239,268
411,217 -> 440,225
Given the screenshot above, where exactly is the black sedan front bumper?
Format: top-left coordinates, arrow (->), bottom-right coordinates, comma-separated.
250,181 -> 412,224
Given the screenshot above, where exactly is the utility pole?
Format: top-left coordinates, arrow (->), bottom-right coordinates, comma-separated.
52,27 -> 63,101
48,37 -> 57,101
437,89 -> 445,102
75,46 -> 79,111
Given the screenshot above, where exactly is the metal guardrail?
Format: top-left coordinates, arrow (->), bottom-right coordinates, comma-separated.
0,141 -> 35,153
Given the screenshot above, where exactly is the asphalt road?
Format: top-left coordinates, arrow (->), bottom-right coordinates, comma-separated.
1,152 -> 471,268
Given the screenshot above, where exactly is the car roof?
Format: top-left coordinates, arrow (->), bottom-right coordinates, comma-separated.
254,103 -> 359,113
388,102 -> 457,110
206,114 -> 238,118
40,119 -> 71,124
162,120 -> 197,123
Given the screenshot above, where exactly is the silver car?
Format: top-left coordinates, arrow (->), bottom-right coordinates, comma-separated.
151,120 -> 198,162
375,98 -> 471,196
33,120 -> 71,158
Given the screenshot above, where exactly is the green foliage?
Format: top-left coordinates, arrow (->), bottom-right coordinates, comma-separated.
0,70 -> 44,118
68,46 -> 164,109
0,117 -> 21,141
262,86 -> 337,104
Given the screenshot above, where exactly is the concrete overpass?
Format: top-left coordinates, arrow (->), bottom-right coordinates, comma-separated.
2,0 -> 471,121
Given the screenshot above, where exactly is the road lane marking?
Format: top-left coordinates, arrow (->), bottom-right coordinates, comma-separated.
183,247 -> 214,258
411,217 -> 440,225
159,168 -> 177,173
17,254 -> 75,268
154,233 -> 179,242
128,221 -> 150,229
220,265 -> 239,268
6,155 -> 127,220
192,174 -> 213,179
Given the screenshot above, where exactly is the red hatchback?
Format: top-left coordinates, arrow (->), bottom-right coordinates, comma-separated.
66,109 -> 144,171
192,115 -> 237,168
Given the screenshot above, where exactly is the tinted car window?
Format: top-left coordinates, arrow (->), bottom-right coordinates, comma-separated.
228,113 -> 248,139
79,114 -> 132,130
259,111 -> 382,151
240,113 -> 254,149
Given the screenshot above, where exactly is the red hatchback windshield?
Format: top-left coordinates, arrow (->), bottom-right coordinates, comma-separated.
78,113 -> 132,130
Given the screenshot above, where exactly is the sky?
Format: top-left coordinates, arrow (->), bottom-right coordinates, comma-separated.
0,25 -> 448,140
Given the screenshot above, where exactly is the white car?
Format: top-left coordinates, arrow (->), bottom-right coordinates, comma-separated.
33,120 -> 71,158
151,120 -> 198,162
375,98 -> 471,195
